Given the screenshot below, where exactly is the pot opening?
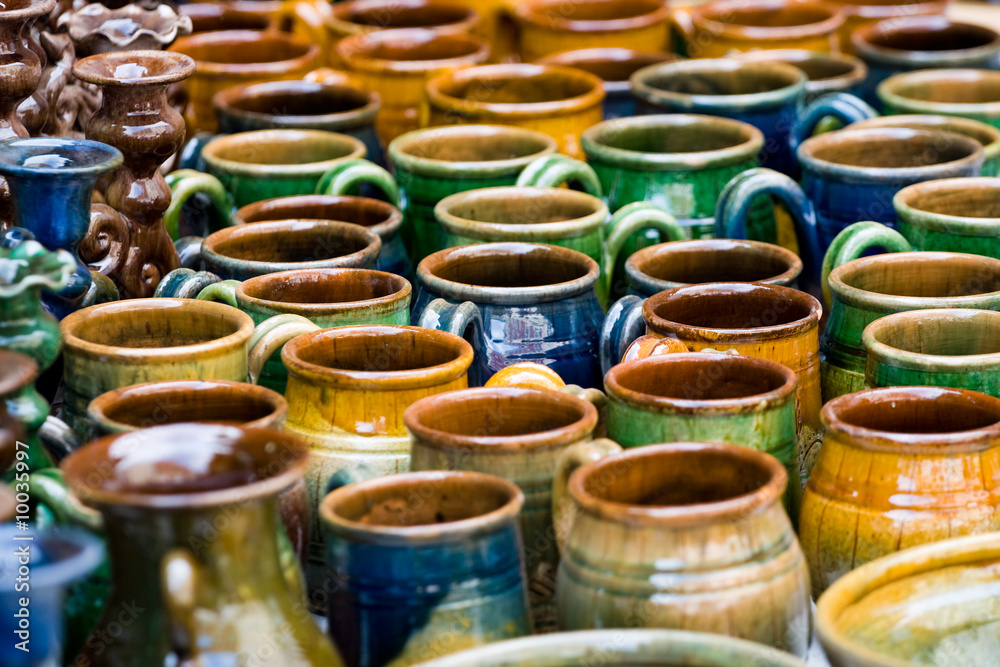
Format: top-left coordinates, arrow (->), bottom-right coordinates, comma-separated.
296,327 -> 464,372
533,0 -> 662,21
342,3 -> 469,27
211,134 -> 357,165
835,392 -> 1000,433
412,391 -> 588,438
349,33 -> 482,61
70,306 -> 242,348
438,70 -> 595,104
840,257 -> 1000,297
445,191 -> 598,224
613,356 -> 789,400
243,270 -> 404,304
867,22 -> 997,52
651,288 -> 812,329
704,2 -> 834,28
644,66 -> 798,96
594,119 -> 754,152
872,314 -> 1000,356
178,35 -> 310,64
102,386 -> 279,428
636,243 -> 791,284
213,224 -> 369,262
812,132 -> 976,168
227,85 -> 370,116
397,129 -> 552,162
432,247 -> 590,288
905,183 -> 1000,218
894,76 -> 1000,104
241,197 -> 394,227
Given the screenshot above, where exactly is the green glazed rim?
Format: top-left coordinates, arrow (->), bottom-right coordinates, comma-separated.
202,129 -> 366,179
851,114 -> 1000,166
863,308 -> 1000,372
894,176 -> 1000,236
878,68 -> 1000,117
388,124 -> 557,178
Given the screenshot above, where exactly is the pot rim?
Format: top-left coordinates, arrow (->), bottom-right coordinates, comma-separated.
170,29 -> 319,76
862,308 -> 1000,371
201,129 -> 367,178
236,267 -> 411,315
73,50 -> 197,87
536,48 -> 679,94
878,68 -> 1000,116
335,28 -> 490,74
820,0 -> 947,20
851,114 -> 1000,161
894,176 -> 1000,235
234,193 -> 403,238
852,16 -> 1000,67
691,0 -> 844,41
329,0 -> 479,35
388,124 -> 558,178
735,49 -> 868,94
212,81 -> 381,129
513,0 -> 672,33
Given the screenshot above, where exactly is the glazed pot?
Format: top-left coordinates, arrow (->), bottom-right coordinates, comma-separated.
512,0 -> 671,62
59,3 -> 192,56
406,386 -> 609,632
800,387 -> 1000,595
63,424 -> 343,666
893,177 -> 1000,254
179,3 -> 273,32
625,238 -> 802,298
878,68 -> 1000,129
337,28 -> 490,144
434,188 -> 684,304
853,17 -> 1000,106
819,224 -> 1000,402
678,0 -> 844,57
821,0 -> 949,55
170,30 -> 321,133
537,48 -> 678,120
321,470 -> 531,667
863,308 -> 1000,396
738,49 -> 868,102
555,442 -> 811,656
414,242 -> 605,388
426,64 -> 605,159
0,351 -> 32,473
212,81 -> 384,165
816,533 -> 1000,667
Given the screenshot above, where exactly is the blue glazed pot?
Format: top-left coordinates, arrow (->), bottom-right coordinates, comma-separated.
320,471 -> 531,667
413,242 -> 605,388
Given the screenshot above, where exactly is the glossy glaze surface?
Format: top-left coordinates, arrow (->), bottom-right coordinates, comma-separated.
682,0 -> 843,57
738,49 -> 868,102
822,0 -> 947,54
894,176 -> 1000,253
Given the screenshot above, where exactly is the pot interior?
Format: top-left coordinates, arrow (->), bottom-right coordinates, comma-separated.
212,224 -> 369,262
635,242 -> 792,284
839,257 -> 1000,297
431,247 -> 590,288
295,327 -> 463,372
102,385 -> 280,428
651,288 -> 812,329
613,357 -> 789,401
243,270 -> 403,304
835,391 -> 1000,433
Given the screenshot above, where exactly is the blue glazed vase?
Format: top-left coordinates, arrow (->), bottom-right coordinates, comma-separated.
413,242 -> 605,388
320,471 -> 531,667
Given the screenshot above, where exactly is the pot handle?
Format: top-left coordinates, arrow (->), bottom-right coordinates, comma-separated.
315,158 -> 401,207
715,168 -> 822,297
196,280 -> 241,308
164,169 -> 233,240
599,295 -> 646,374
247,314 -> 322,385
38,416 -> 79,463
551,438 -> 622,553
416,297 -> 482,344
155,268 -> 222,298
821,221 -> 912,308
28,468 -> 103,532
174,237 -> 205,271
487,362 -> 609,435
515,154 -> 604,198
287,0 -> 335,62
791,92 -> 878,154
602,203 -> 686,306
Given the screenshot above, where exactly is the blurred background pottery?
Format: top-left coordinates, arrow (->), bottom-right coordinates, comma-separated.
178,2 -> 274,32
821,0 -> 948,55
58,3 -> 192,56
878,68 -> 1000,128
738,49 -> 868,102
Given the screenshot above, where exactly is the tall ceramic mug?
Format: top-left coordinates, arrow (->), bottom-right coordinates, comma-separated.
864,309 -> 1000,396
878,68 -> 1000,129
894,177 -> 1000,256
414,242 -> 605,388
800,386 -> 1000,594
553,442 -> 811,657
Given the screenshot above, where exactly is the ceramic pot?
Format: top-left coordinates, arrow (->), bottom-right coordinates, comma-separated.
738,49 -> 868,102
196,268 -> 411,391
878,68 -> 1000,129
821,0 -> 948,55
406,386 -> 608,632
894,176 -> 1000,253
414,242 -> 605,388
63,424 -> 344,666
801,387 -> 1000,595
234,193 -> 410,279
851,114 -> 1000,176
625,238 -> 801,298
387,125 -> 561,263
512,0 -> 671,62
426,64 -> 605,159
170,30 -> 321,133
337,28 -> 489,144
819,224 -> 1000,402
179,3 -> 273,32
554,442 -> 811,656
280,324 -> 473,592
678,0 -> 844,57
59,3 -> 192,56
816,533 -> 1000,667
0,0 -> 55,142
213,81 -> 384,165
434,188 -> 685,304
853,17 -> 1000,107
536,48 -> 678,120
321,470 -> 530,667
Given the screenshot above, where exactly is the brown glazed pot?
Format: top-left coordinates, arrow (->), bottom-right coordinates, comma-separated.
327,0 -> 479,40
179,3 -> 274,32
822,0 -> 950,54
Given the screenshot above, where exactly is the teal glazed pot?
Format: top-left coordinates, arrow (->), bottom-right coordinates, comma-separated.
413,242 -> 605,388
864,308 -> 1000,397
894,177 -> 1000,257
320,471 -> 531,667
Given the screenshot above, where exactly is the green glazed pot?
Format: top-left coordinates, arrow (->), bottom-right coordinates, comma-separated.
864,308 -> 1000,397
879,68 -> 1000,130
894,177 -> 1000,256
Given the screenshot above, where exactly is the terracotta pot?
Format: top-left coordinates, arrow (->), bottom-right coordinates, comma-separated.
738,49 -> 868,102
801,387 -> 1000,595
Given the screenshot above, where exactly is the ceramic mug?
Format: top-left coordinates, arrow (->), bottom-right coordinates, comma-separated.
434,188 -> 685,304
738,49 -> 868,102
553,442 -> 811,656
537,48 -> 679,120
179,3 -> 274,32
822,0 -> 947,55
863,308 -> 1000,396
426,63 -> 606,159
625,238 -> 802,298
800,386 -> 1000,594
818,222 -> 1000,402
320,471 -> 531,667
894,176 -> 1000,255
414,242 -> 605,388
878,68 -> 1000,129
512,0 -> 671,62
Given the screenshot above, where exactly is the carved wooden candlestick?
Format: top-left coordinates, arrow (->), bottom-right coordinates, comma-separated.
73,50 -> 194,298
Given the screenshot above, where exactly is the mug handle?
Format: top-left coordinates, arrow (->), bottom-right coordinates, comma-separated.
174,236 -> 205,271
791,92 -> 878,153
154,268 -> 222,298
599,295 -> 646,374
601,203 -> 686,306
175,133 -> 215,172
514,154 -> 604,198
28,468 -> 104,532
315,158 -> 401,207
820,221 -> 912,308
620,334 -> 691,363
714,167 -> 822,297
487,362 -> 609,435
38,416 -> 79,464
416,297 -> 482,342
551,438 -> 622,553
196,280 -> 241,307
164,169 -> 233,240
247,314 -> 322,385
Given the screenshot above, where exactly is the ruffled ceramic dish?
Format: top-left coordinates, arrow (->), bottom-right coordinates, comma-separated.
59,3 -> 192,55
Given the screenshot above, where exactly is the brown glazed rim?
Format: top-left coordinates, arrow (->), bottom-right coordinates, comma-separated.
170,30 -> 320,76
73,51 -> 197,87
234,194 -> 403,239
87,379 -> 288,432
514,0 -> 671,33
863,308 -> 1000,371
642,282 -> 821,344
319,470 -> 524,545
281,324 -> 474,390
604,353 -> 797,415
822,386 -> 1000,455
236,268 -> 412,316
212,81 -> 381,128
330,0 -> 480,34
692,0 -> 844,40
537,48 -> 679,93
335,28 -> 490,73
404,387 -> 598,451
388,125 -> 558,178
62,426 -> 307,509
201,129 -> 367,178
852,16 -> 1000,65
625,239 -> 802,290
0,350 -> 37,397
822,0 -> 947,19
61,298 -> 255,363
426,64 -> 606,120
569,442 -> 787,526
